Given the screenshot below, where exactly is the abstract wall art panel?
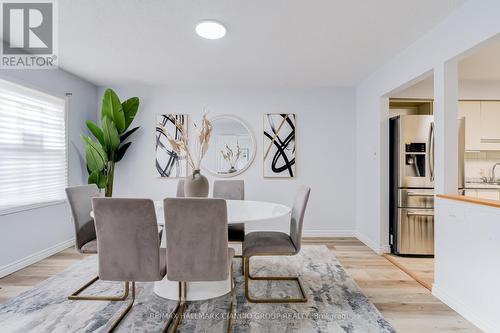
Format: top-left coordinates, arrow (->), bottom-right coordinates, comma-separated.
263,113 -> 296,178
155,114 -> 188,178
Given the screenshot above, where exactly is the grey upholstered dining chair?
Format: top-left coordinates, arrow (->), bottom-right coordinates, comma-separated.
213,180 -> 245,263
92,198 -> 171,333
163,198 -> 235,333
176,179 -> 185,197
243,185 -> 311,303
65,184 -> 122,301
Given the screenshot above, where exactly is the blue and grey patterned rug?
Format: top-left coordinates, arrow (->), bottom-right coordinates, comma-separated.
0,246 -> 394,332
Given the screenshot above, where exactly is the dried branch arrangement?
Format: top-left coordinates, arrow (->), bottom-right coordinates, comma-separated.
221,142 -> 242,169
159,114 -> 212,170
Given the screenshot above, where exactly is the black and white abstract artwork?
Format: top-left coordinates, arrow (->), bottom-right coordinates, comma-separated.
155,114 -> 188,178
263,113 -> 296,178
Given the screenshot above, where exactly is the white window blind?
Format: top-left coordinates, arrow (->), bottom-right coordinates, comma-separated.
0,79 -> 67,214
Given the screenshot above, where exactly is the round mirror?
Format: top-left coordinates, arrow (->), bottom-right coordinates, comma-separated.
202,115 -> 256,177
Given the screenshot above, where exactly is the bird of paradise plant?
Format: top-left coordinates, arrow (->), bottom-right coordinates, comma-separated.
81,88 -> 140,197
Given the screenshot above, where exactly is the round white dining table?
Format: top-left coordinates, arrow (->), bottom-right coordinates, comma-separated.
91,200 -> 291,300
153,200 -> 291,300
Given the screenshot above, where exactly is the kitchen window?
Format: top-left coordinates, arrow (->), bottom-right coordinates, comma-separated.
0,79 -> 67,215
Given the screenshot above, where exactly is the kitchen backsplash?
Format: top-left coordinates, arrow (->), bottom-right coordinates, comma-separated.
465,151 -> 500,181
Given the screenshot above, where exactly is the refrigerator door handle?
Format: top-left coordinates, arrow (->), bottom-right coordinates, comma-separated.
406,210 -> 434,217
429,122 -> 435,182
407,192 -> 434,197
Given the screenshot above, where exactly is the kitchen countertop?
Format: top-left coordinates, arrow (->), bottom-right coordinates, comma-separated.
465,182 -> 500,189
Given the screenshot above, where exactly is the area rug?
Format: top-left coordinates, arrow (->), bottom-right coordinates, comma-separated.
0,246 -> 394,333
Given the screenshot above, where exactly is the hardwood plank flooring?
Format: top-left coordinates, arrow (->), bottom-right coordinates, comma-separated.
0,238 -> 481,332
383,253 -> 434,291
0,249 -> 91,304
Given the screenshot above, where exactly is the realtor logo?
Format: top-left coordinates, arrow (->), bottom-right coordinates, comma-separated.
1,0 -> 58,69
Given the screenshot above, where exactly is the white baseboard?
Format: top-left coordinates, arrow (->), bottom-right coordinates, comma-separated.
433,284 -> 499,333
0,238 -> 74,278
379,244 -> 391,254
355,231 -> 390,255
302,229 -> 355,237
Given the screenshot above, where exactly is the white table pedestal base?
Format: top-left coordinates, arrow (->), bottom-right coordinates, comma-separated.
153,276 -> 231,301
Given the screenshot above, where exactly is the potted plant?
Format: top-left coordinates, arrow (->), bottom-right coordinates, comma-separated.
81,88 -> 140,197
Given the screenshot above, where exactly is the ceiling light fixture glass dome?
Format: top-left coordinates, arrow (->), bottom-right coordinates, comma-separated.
195,20 -> 226,40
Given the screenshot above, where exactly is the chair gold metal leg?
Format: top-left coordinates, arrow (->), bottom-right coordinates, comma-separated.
68,277 -> 130,301
165,265 -> 236,333
170,281 -> 187,333
107,282 -> 135,333
227,263 -> 235,333
161,281 -> 183,333
244,256 -> 307,303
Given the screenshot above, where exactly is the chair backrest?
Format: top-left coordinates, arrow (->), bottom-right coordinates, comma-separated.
213,180 -> 244,200
164,198 -> 229,282
92,198 -> 163,282
176,180 -> 185,197
289,186 -> 311,253
65,184 -> 102,252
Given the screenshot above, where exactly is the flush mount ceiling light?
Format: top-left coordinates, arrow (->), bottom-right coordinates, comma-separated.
195,20 -> 226,40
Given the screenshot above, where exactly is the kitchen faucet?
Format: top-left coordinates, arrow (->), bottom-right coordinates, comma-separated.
491,162 -> 500,182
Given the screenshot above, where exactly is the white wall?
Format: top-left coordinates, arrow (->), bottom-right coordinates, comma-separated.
98,86 -> 356,236
0,69 -> 97,277
434,197 -> 500,332
393,78 -> 500,100
355,0 -> 500,254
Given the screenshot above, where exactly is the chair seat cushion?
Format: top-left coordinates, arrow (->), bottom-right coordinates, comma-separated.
243,232 -> 296,257
228,223 -> 245,242
80,239 -> 97,254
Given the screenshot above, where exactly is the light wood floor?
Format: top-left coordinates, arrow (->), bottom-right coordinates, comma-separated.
0,238 -> 480,333
383,254 -> 435,291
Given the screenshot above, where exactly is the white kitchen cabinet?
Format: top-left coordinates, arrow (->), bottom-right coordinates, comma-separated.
476,189 -> 500,200
464,189 -> 478,198
479,101 -> 500,150
459,101 -> 500,151
459,101 -> 482,151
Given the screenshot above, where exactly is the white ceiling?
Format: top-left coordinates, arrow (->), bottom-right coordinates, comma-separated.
58,0 -> 466,87
460,40 -> 500,81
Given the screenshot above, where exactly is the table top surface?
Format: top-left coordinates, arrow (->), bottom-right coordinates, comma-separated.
155,200 -> 291,224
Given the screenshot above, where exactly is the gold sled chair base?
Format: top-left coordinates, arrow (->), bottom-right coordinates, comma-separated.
69,280 -> 175,333
106,282 -> 136,333
166,264 -> 236,333
68,276 -> 130,301
244,256 -> 308,304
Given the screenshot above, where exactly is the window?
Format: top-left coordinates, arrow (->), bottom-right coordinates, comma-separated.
0,79 -> 67,214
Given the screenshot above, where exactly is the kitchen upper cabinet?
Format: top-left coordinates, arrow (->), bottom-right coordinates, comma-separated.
479,101 -> 500,149
459,101 -> 500,151
459,101 -> 482,151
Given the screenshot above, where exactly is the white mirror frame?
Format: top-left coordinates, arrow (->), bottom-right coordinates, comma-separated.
202,115 -> 256,178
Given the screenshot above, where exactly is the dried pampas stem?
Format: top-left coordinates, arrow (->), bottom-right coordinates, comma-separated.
159,113 -> 212,171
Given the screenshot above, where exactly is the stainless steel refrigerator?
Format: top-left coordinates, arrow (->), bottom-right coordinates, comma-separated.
389,115 -> 465,256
